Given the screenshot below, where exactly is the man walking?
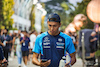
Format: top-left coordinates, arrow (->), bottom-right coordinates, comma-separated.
3,29 -> 12,61
32,13 -> 76,67
20,31 -> 30,67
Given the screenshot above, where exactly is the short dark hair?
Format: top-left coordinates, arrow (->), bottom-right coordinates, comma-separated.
23,31 -> 27,33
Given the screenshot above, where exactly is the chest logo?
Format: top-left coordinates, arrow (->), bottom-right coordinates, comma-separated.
44,37 -> 50,42
58,38 -> 62,42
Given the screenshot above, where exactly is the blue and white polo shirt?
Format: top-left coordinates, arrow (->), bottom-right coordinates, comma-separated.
32,32 -> 75,67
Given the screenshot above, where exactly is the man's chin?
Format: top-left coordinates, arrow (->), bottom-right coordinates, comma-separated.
51,33 -> 56,36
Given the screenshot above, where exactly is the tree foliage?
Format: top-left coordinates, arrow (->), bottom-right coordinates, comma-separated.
40,0 -> 68,13
0,0 -> 14,30
42,1 -> 71,31
29,5 -> 35,30
61,2 -> 69,11
39,0 -> 94,31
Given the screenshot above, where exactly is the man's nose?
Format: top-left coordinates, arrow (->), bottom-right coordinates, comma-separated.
51,26 -> 54,31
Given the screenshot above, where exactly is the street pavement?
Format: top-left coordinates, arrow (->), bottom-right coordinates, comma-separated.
8,56 -> 83,67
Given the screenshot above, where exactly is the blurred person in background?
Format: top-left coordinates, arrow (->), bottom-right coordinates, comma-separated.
29,30 -> 36,52
0,46 -> 7,67
0,29 -> 4,47
15,34 -> 22,67
28,30 -> 36,64
9,32 -> 16,59
32,13 -> 76,67
71,32 -> 78,50
67,31 -> 78,50
18,30 -> 21,36
20,31 -> 24,37
89,31 -> 97,57
3,29 -> 12,61
0,29 -> 8,67
20,31 -> 30,67
11,31 -> 17,58
68,32 -> 76,45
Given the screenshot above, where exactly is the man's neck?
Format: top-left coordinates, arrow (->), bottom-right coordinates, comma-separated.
48,31 -> 60,36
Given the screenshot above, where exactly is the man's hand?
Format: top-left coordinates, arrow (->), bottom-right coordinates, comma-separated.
93,38 -> 97,41
65,52 -> 76,67
2,58 -> 7,63
32,53 -> 51,67
40,60 -> 51,67
0,41 -> 4,46
65,63 -> 70,67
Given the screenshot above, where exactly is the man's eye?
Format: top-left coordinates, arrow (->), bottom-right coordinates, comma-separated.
49,25 -> 51,26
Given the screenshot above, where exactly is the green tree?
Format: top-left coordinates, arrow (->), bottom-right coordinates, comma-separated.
41,3 -> 46,32
0,0 -> 14,30
47,1 -> 72,31
30,3 -> 46,32
41,0 -> 68,13
56,11 -> 68,31
60,2 -> 74,31
30,5 -> 35,30
39,1 -> 73,31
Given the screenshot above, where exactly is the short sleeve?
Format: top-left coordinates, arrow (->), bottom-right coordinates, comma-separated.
65,37 -> 76,54
32,36 -> 41,54
20,37 -> 23,41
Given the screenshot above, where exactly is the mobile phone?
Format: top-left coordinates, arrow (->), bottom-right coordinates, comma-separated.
41,59 -> 48,62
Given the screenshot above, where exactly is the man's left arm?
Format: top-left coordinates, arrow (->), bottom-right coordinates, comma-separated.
65,37 -> 76,67
65,52 -> 76,67
69,52 -> 76,65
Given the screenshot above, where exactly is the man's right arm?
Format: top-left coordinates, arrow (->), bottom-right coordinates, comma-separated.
32,52 -> 51,67
32,52 -> 40,66
0,41 -> 4,46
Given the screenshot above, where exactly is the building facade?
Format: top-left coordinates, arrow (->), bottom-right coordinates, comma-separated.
12,0 -> 47,32
12,0 -> 33,31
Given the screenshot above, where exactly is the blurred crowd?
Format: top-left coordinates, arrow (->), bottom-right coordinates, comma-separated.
0,28 -> 98,67
67,31 -> 78,50
0,29 -> 39,67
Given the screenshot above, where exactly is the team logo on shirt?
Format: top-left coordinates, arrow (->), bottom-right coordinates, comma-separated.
43,37 -> 50,48
56,38 -> 65,49
43,37 -> 50,42
58,38 -> 62,42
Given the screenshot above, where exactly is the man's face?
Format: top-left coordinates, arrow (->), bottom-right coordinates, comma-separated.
3,29 -> 7,34
47,21 -> 61,36
23,32 -> 27,37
